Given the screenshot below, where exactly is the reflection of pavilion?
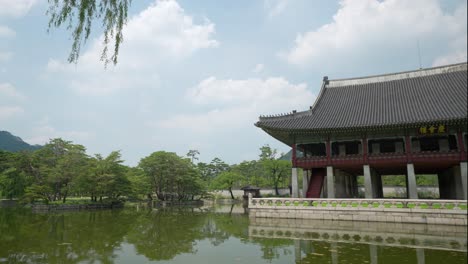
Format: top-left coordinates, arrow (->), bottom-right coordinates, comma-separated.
256,63 -> 467,200
249,217 -> 467,263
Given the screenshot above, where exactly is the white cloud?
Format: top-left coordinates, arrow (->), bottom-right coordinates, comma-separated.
0,106 -> 24,120
25,124 -> 94,145
0,83 -> 25,120
432,50 -> 467,67
264,0 -> 289,18
283,0 -> 467,67
0,83 -> 26,101
0,52 -> 12,62
0,26 -> 15,38
252,63 -> 264,73
46,0 -> 218,96
0,0 -> 38,17
160,77 -> 314,133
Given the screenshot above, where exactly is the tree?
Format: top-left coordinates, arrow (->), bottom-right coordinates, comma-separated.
186,149 -> 200,163
139,151 -> 205,201
232,160 -> 266,187
126,167 -> 152,200
47,0 -> 132,65
32,138 -> 89,203
210,171 -> 244,200
88,151 -> 130,201
259,145 -> 291,195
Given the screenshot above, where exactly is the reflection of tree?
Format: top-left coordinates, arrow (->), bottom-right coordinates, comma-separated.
0,209 -> 134,263
0,206 -> 346,264
126,208 -> 207,260
251,238 -> 293,262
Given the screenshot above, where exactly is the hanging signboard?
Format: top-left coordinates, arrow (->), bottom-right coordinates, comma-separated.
418,124 -> 447,135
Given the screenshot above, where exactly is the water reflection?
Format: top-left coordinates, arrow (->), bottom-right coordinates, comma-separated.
0,205 -> 466,263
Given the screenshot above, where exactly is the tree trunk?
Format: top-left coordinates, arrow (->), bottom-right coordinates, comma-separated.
62,190 -> 68,203
275,185 -> 279,196
229,187 -> 235,200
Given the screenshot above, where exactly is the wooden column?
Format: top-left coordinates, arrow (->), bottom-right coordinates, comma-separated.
405,135 -> 412,163
326,138 -> 331,164
363,136 -> 368,163
457,131 -> 466,161
292,144 -> 297,167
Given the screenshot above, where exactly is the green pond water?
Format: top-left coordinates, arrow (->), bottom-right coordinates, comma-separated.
0,205 -> 466,264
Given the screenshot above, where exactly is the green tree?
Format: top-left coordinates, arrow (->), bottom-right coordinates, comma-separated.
186,149 -> 200,163
139,151 -> 205,201
210,171 -> 245,200
33,138 -> 89,203
259,145 -> 291,195
0,168 -> 28,199
90,151 -> 130,201
126,167 -> 152,200
47,0 -> 131,65
232,160 -> 267,187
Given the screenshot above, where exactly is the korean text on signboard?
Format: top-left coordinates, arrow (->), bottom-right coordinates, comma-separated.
418,124 -> 447,135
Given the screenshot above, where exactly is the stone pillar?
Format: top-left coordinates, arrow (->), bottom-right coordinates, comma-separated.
371,169 -> 383,198
322,175 -> 328,198
438,167 -> 456,199
327,166 -> 335,198
291,168 -> 298,198
407,164 -> 418,199
334,169 -> 346,198
294,240 -> 301,262
369,244 -> 378,264
302,170 -> 310,198
351,175 -> 359,197
416,248 -> 425,264
345,174 -> 351,197
461,162 -> 467,200
331,243 -> 338,264
363,165 -> 373,198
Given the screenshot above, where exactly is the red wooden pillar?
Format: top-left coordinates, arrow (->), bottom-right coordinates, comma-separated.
292,144 -> 297,167
405,135 -> 412,162
363,136 -> 368,163
457,131 -> 467,161
326,138 -> 331,165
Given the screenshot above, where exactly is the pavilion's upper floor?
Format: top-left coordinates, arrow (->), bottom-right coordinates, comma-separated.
255,62 -> 468,172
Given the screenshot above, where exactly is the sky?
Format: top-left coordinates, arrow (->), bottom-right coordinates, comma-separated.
0,0 -> 467,166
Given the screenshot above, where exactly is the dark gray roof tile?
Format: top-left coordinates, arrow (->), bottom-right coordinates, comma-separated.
256,63 -> 468,131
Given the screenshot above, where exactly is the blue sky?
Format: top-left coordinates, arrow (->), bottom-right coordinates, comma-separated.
1,0 -> 467,165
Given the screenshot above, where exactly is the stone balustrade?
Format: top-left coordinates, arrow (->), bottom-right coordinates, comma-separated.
250,197 -> 467,210
249,197 -> 468,225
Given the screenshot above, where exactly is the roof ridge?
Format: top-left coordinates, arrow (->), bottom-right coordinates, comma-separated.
327,62 -> 467,88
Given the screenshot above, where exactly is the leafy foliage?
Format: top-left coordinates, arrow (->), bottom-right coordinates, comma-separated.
47,0 -> 132,65
210,171 -> 245,199
139,151 -> 205,201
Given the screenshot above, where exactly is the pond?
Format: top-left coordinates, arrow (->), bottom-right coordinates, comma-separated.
0,204 -> 466,263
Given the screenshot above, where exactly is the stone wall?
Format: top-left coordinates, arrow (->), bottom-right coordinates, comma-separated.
31,203 -> 123,212
249,198 -> 467,226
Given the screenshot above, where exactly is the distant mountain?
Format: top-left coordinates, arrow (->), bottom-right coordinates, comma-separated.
0,131 -> 41,152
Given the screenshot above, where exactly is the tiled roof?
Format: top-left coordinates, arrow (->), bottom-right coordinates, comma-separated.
256,63 -> 467,132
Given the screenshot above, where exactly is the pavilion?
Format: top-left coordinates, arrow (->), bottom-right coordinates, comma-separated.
256,62 -> 467,200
